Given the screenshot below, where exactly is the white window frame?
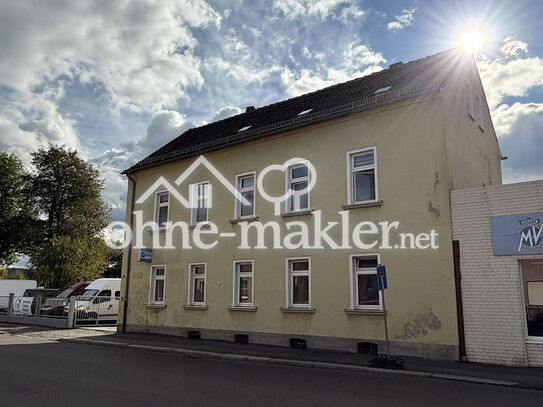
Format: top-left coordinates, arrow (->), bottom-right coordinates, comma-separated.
154,191 -> 170,229
190,181 -> 210,225
235,172 -> 256,219
346,146 -> 378,205
349,254 -> 382,310
232,260 -> 254,307
285,164 -> 310,213
285,257 -> 311,309
149,265 -> 166,305
188,263 -> 207,306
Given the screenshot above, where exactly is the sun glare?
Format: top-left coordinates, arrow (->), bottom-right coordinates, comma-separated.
458,29 -> 487,53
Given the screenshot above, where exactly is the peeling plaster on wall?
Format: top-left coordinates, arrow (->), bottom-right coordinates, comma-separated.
396,309 -> 442,340
433,171 -> 441,194
428,201 -> 441,217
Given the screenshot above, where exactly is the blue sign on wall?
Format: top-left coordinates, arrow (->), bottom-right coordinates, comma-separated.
491,212 -> 543,256
139,248 -> 153,263
376,265 -> 388,290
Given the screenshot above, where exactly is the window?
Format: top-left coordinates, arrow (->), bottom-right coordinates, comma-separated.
521,260 -> 543,337
286,164 -> 310,212
155,191 -> 169,228
189,263 -> 206,305
351,255 -> 381,310
467,81 -> 485,131
286,258 -> 311,308
297,108 -> 313,116
348,147 -> 377,204
233,261 -> 254,306
149,266 -> 166,305
191,182 -> 210,225
235,173 -> 255,219
374,86 -> 391,94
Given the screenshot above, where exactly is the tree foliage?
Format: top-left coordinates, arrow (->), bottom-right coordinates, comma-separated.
0,152 -> 35,266
26,146 -> 111,286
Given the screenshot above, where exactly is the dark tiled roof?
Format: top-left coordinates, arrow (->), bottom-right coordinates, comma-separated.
125,49 -> 462,173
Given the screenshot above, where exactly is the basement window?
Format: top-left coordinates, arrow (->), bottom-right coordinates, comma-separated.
374,86 -> 391,94
297,108 -> 313,116
237,125 -> 252,132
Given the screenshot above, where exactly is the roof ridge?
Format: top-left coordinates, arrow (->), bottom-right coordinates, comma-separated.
187,48 -> 456,133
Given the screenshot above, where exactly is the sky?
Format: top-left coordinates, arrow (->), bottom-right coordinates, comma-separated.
1,0 -> 543,225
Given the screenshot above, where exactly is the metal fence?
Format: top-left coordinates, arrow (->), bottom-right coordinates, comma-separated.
0,293 -> 119,327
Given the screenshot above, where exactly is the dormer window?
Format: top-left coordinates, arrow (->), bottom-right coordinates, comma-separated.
297,108 -> 313,116
374,86 -> 391,94
237,125 -> 252,132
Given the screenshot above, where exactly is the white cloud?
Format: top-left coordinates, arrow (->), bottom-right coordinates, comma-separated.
478,39 -> 543,108
281,42 -> 385,96
0,0 -> 220,113
273,0 -> 350,20
387,7 -> 417,30
210,106 -> 243,122
500,36 -> 529,57
335,5 -> 365,23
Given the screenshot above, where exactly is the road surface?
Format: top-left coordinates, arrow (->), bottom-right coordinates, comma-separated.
0,334 -> 541,406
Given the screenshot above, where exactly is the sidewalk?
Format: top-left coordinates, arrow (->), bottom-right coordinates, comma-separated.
60,330 -> 543,390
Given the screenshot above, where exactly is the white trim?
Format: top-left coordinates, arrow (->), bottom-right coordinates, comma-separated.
284,164 -> 311,213
234,171 -> 256,220
153,190 -> 170,230
188,262 -> 207,306
148,265 -> 166,305
346,146 -> 378,205
190,181 -> 210,225
232,259 -> 255,307
285,256 -> 312,309
349,253 -> 382,310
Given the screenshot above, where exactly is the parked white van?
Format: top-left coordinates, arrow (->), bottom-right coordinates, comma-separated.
70,278 -> 121,322
0,280 -> 37,310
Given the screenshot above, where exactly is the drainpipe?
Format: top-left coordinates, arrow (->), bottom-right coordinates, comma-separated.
121,173 -> 136,334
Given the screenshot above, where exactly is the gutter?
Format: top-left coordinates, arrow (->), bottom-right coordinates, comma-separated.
121,173 -> 136,334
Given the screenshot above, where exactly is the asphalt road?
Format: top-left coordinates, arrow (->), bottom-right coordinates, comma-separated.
0,334 -> 541,407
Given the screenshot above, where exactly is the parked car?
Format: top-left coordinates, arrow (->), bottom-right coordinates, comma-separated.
68,278 -> 121,322
21,288 -> 59,314
41,282 -> 90,316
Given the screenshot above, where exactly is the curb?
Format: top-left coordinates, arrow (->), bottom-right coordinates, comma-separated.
60,338 -> 518,387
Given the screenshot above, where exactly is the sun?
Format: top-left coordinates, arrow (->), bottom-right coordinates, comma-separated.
458,29 -> 487,53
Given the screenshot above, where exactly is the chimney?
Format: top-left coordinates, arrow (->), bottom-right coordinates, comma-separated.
389,62 -> 403,69
245,106 -> 255,113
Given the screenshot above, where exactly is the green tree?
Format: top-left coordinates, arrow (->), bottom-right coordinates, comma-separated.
104,245 -> 123,278
31,236 -> 109,287
27,146 -> 111,286
0,152 -> 35,266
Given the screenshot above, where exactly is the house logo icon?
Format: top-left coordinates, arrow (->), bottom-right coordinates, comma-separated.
135,155 -> 251,208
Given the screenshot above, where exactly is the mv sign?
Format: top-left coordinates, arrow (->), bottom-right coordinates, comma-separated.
491,212 -> 543,256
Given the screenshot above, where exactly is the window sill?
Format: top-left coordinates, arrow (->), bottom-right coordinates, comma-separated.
227,306 -> 258,312
344,308 -> 386,316
188,223 -> 211,230
526,337 -> 543,345
183,305 -> 209,310
281,210 -> 314,218
341,200 -> 383,210
230,216 -> 259,224
280,307 -> 316,314
145,304 -> 166,309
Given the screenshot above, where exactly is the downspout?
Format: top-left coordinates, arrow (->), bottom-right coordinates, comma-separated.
121,172 -> 136,334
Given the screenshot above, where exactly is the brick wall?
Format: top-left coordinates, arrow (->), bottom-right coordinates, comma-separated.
451,180 -> 543,367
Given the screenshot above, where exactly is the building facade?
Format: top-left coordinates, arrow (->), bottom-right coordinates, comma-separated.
451,181 -> 543,367
118,50 -> 502,360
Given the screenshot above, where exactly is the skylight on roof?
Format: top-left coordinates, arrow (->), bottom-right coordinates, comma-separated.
237,125 -> 252,132
374,86 -> 392,94
297,108 -> 313,116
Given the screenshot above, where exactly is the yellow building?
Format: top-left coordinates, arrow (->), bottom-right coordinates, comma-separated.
118,50 -> 502,360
